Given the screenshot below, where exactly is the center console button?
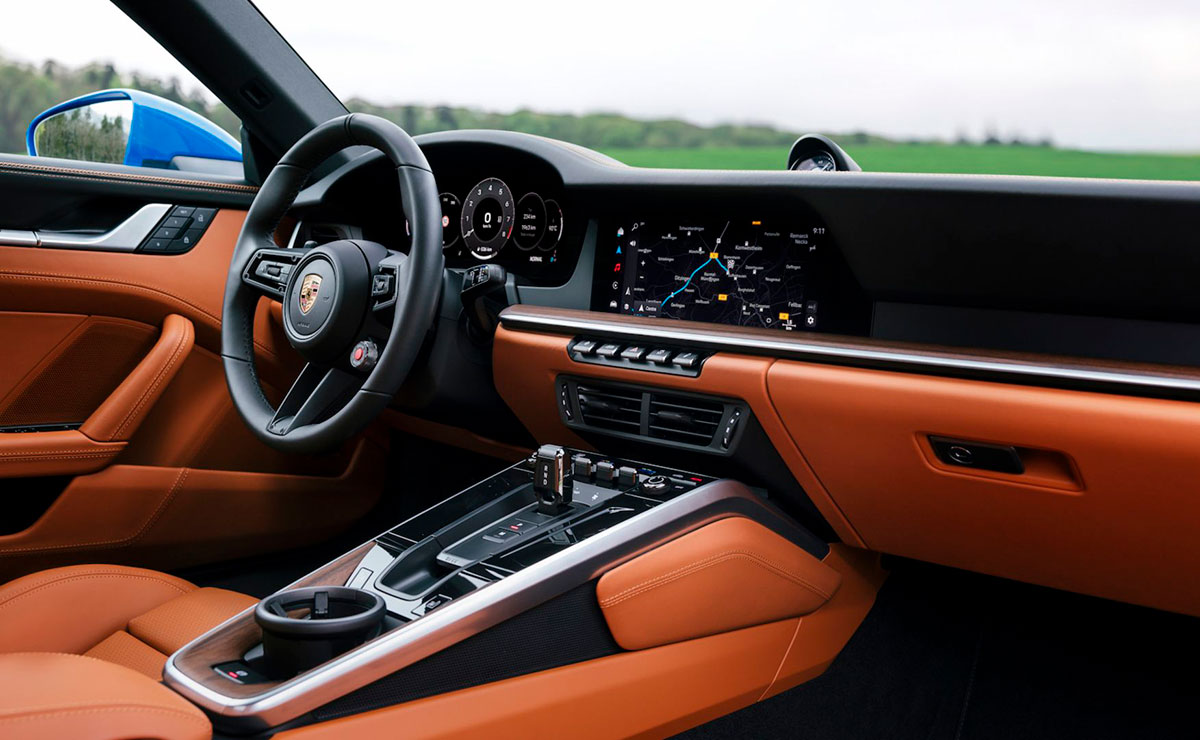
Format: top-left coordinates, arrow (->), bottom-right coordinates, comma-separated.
640,474 -> 669,494
620,346 -> 648,361
617,466 -> 638,488
672,351 -> 702,369
596,343 -> 622,359
573,339 -> 598,355
572,454 -> 594,479
646,348 -> 673,364
482,527 -> 520,543
595,460 -> 616,484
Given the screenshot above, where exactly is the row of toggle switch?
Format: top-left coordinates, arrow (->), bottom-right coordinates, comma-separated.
568,337 -> 707,377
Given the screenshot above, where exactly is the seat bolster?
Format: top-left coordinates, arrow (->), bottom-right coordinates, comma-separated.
0,652 -> 210,740
85,630 -> 169,680
129,587 -> 259,655
0,565 -> 194,654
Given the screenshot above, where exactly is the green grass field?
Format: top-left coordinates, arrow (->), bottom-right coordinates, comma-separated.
599,144 -> 1200,181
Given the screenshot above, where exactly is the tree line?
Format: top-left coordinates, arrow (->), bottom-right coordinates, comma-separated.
1,54 -> 896,156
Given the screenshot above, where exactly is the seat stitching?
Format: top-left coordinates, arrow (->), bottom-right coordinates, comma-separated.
600,549 -> 834,608
0,159 -> 257,193
0,705 -> 209,727
0,573 -> 190,612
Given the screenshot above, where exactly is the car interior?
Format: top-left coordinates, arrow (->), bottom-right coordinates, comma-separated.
2,1 -> 1200,739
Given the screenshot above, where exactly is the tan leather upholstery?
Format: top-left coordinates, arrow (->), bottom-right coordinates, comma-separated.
0,564 -> 255,679
0,652 -> 209,740
0,429 -> 126,479
597,517 -> 843,650
129,586 -> 257,655
81,313 -> 195,442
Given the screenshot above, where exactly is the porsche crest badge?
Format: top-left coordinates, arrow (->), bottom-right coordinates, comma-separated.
298,274 -> 322,314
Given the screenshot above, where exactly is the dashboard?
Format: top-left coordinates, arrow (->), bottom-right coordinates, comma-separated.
293,130 -> 1200,371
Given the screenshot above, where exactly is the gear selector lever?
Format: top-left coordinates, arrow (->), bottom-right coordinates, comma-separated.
533,444 -> 570,514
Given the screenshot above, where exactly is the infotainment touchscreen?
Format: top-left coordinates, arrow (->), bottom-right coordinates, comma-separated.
592,217 -> 831,332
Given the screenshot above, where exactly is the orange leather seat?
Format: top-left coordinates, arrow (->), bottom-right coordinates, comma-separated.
0,563 -> 257,680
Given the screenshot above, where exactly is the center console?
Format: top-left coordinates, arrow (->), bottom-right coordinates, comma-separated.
164,444 -> 827,732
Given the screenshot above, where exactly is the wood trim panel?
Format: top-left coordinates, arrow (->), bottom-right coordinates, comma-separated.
171,542 -> 376,699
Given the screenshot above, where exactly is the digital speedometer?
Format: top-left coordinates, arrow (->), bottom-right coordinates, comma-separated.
460,177 -> 514,260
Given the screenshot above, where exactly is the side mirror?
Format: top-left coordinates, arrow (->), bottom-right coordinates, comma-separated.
26,89 -> 242,175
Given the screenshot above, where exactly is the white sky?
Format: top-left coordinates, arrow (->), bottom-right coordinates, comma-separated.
4,0 -> 1200,151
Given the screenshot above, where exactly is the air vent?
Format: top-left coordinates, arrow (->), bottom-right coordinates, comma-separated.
559,377 -> 748,453
576,384 -> 642,434
648,393 -> 724,446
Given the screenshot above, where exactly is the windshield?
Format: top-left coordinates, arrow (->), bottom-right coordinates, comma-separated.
256,0 -> 1200,180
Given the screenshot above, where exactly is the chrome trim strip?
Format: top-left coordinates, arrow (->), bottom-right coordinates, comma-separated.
499,307 -> 1200,397
164,479 -> 788,729
35,203 -> 170,251
0,229 -> 38,247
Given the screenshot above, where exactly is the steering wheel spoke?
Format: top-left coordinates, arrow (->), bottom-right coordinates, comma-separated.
241,247 -> 309,300
267,363 -> 362,436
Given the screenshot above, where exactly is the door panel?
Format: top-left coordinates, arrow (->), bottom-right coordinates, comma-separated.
0,162 -> 383,578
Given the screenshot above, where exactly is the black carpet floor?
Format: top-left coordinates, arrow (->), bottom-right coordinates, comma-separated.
680,559 -> 1200,740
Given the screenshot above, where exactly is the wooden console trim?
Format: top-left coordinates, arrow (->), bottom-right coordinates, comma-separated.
171,542 -> 375,699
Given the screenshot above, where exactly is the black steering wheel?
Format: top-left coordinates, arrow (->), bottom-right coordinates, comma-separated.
221,114 -> 443,453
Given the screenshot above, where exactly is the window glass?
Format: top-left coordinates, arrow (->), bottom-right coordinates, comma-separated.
257,0 -> 1200,180
1,1 -> 241,171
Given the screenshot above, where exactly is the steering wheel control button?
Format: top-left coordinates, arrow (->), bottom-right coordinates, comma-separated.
620,346 -> 648,362
350,340 -> 379,371
596,343 -> 622,359
371,273 -> 393,297
646,348 -> 673,364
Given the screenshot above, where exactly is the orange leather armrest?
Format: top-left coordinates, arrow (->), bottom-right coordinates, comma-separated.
596,517 -> 843,650
82,313 -> 194,442
0,652 -> 210,740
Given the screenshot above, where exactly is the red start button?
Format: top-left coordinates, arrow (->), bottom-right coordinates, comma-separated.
353,346 -> 365,361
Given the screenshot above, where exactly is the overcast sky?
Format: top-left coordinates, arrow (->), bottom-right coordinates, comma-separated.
4,0 -> 1200,151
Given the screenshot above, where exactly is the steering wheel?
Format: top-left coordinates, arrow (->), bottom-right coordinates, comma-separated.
221,114 -> 443,453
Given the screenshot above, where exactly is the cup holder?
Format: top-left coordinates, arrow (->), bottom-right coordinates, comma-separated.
255,586 -> 386,677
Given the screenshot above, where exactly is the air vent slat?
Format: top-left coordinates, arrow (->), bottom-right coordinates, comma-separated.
648,391 -> 725,446
576,384 -> 644,434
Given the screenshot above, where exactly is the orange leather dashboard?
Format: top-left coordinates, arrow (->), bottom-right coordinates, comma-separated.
494,324 -> 1200,617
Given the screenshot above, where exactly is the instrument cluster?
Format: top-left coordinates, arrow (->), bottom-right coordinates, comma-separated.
401,144 -> 577,283
429,177 -> 564,264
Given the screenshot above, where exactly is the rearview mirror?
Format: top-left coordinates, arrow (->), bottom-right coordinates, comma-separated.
26,89 -> 242,175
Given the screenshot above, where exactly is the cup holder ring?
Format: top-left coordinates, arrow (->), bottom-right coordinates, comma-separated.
254,586 -> 386,677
